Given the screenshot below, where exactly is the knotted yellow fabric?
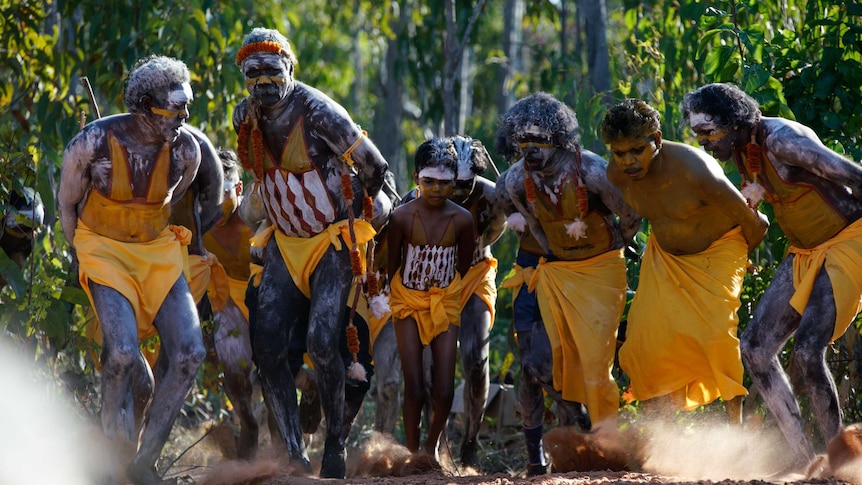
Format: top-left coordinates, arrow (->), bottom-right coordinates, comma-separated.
789,217 -> 862,343
187,252 -> 230,313
460,257 -> 498,327
620,228 -> 748,410
76,221 -> 191,341
390,270 -> 463,346
499,262 -> 537,301
526,249 -> 626,424
259,219 -> 375,298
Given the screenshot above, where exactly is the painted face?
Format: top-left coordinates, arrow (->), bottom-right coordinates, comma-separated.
609,135 -> 660,181
219,178 -> 241,223
451,176 -> 476,204
149,82 -> 192,142
242,53 -> 291,107
415,166 -> 455,207
689,111 -> 734,161
514,123 -> 556,171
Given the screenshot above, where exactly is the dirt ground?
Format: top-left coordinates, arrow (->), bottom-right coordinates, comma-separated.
161,418 -> 855,485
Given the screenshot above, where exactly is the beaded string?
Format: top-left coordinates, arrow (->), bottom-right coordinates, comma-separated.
340,133 -> 372,379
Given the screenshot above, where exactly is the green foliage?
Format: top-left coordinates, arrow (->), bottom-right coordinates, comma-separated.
5,0 -> 862,447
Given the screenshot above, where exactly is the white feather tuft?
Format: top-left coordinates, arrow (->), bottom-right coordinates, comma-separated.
507,212 -> 527,232
347,361 -> 368,382
369,294 -> 391,319
565,218 -> 588,240
741,181 -> 765,207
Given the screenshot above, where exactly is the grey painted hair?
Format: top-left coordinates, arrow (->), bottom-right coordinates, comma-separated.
239,27 -> 297,66
124,55 -> 190,113
495,92 -> 581,161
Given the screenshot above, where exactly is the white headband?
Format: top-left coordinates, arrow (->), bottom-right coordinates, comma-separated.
688,112 -> 716,129
418,166 -> 455,181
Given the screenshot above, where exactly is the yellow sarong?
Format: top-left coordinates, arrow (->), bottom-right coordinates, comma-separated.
620,227 -> 748,410
390,271 -> 463,346
260,220 -> 375,298
76,221 -> 190,341
527,249 -> 626,423
187,252 -> 230,313
226,276 -> 251,321
789,217 -> 862,343
460,257 -> 498,327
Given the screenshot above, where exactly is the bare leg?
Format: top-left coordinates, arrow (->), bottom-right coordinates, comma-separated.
371,321 -> 401,435
726,395 -> 743,425
91,282 -> 150,463
255,238 -> 310,470
426,324 -> 459,458
740,256 -> 814,462
307,248 -> 353,479
793,265 -> 841,444
394,315 -> 425,452
213,300 -> 258,459
128,276 -> 205,485
516,327 -> 548,475
458,295 -> 491,466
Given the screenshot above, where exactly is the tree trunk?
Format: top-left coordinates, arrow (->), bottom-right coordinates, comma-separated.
498,0 -> 524,117
579,0 -> 611,95
373,2 -> 408,191
443,0 -> 458,135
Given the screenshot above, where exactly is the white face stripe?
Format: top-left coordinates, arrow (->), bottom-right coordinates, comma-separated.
167,83 -> 193,106
418,166 -> 455,181
688,112 -> 716,130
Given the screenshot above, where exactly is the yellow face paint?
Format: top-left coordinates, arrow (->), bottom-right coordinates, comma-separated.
517,141 -> 555,149
150,106 -> 184,117
245,75 -> 287,88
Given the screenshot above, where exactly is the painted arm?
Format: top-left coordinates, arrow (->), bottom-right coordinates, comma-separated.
169,132 -> 202,206
768,120 -> 862,198
698,156 -> 769,252
480,182 -> 507,246
59,129 -> 96,249
584,151 -> 641,242
455,207 -> 477,277
495,164 -> 551,254
185,126 -> 224,235
386,208 -> 406,282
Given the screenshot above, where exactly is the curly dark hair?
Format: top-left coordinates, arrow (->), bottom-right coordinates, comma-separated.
414,137 -> 457,174
495,92 -> 581,161
600,98 -> 661,145
682,83 -> 761,131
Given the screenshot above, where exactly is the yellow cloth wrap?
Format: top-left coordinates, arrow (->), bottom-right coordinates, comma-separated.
272,220 -> 376,298
227,276 -> 251,321
76,221 -> 191,341
390,271 -> 463,346
500,263 -> 537,302
186,253 -> 230,312
620,227 -> 748,410
460,257 -> 498,327
526,249 -> 626,423
789,217 -> 862,343
249,262 -> 264,288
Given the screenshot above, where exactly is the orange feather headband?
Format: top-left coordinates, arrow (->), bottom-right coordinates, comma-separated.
236,41 -> 289,65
